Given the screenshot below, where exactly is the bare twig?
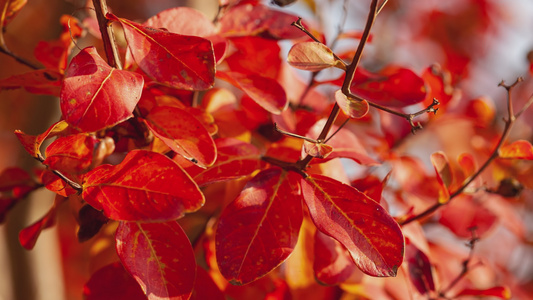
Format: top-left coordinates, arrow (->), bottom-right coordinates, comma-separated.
92,0 -> 122,69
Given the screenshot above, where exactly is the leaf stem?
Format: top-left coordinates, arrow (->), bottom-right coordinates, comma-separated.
400,78 -> 526,226
92,0 -> 122,69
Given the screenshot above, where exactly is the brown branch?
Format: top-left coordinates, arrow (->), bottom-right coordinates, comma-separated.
400,78 -> 526,226
92,0 -> 122,69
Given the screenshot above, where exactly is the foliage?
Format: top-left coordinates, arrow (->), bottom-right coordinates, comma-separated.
1,0 -> 532,299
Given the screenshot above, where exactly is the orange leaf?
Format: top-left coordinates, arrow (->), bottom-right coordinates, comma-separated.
430,151 -> 452,203
0,0 -> 26,27
455,286 -> 511,299
82,150 -> 204,221
499,140 -> 533,160
216,168 -> 303,285
116,221 -> 196,300
288,42 -> 342,72
301,174 -> 404,277
108,13 -> 215,90
144,106 -> 217,168
43,134 -> 98,175
60,47 -> 144,132
335,90 -> 370,119
14,120 -> 69,158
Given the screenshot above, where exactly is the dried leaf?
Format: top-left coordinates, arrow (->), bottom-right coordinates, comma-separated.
335,90 -> 369,119
288,42 -> 342,72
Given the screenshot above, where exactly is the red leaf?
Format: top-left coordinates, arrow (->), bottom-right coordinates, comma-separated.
0,167 -> 36,222
116,221 -> 196,300
191,267 -> 224,300
455,286 -> 511,299
82,150 -> 204,221
144,106 -> 217,168
216,168 -> 303,285
60,47 -> 144,132
0,69 -> 62,95
14,120 -> 69,158
219,3 -> 306,39
335,90 -> 370,119
19,197 -> 63,250
301,174 -> 404,277
314,231 -> 357,285
438,194 -> 497,238
457,152 -> 477,181
217,71 -> 288,115
108,13 -> 215,90
225,37 -> 281,79
303,141 -> 333,159
405,238 -> 435,295
83,262 -> 147,300
499,140 -> 533,160
287,42 -> 342,72
351,173 -> 390,204
43,134 -> 98,175
430,151 -> 452,203
185,138 -> 264,186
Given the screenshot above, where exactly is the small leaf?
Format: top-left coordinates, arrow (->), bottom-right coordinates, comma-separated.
0,167 -> 37,222
144,106 -> 217,168
454,286 -> 511,299
499,140 -> 533,160
60,47 -> 144,132
14,120 -> 69,158
116,221 -> 196,300
405,238 -> 435,295
301,174 -> 404,277
303,140 -> 333,158
430,151 -> 452,203
108,13 -> 215,90
216,168 -> 303,285
82,150 -> 204,222
335,90 -> 370,119
457,152 -> 477,180
288,42 -> 342,72
43,134 -> 98,175
217,71 -> 287,114
19,197 -> 63,250
83,262 -> 147,300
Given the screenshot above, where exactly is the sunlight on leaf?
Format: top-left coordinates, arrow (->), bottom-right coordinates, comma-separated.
288,42 -> 343,72
430,151 -> 452,203
335,90 -> 369,119
499,140 -> 533,160
14,120 -> 69,158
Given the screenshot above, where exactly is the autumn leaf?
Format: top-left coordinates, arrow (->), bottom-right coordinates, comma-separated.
14,120 -> 69,158
108,13 -> 215,90
288,42 -> 343,72
301,174 -> 404,277
19,197 -> 63,250
116,221 -> 196,300
499,140 -> 533,160
216,168 -> 303,285
0,0 -> 26,28
0,167 -> 37,222
431,151 -> 452,203
405,238 -> 435,295
0,69 -> 62,95
82,150 -> 204,222
83,262 -> 147,300
438,194 -> 497,238
60,47 -> 144,132
43,134 -> 98,175
454,286 -> 511,299
144,105 -> 217,168
303,140 -> 333,159
314,231 -> 357,285
335,90 -> 370,119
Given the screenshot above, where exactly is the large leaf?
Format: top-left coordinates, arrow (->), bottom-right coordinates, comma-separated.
82,150 -> 204,222
314,231 -> 357,285
83,262 -> 147,300
116,221 -> 196,300
185,138 -> 264,186
144,106 -> 217,168
217,71 -> 287,115
108,13 -> 215,90
60,47 -> 144,132
288,42 -> 342,72
216,168 -> 303,285
301,174 -> 404,277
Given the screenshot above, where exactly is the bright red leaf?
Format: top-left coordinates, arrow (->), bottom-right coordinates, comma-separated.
83,262 -> 147,300
431,151 -> 452,203
216,168 -> 303,285
60,47 -> 144,132
301,174 -> 404,277
438,194 -> 497,238
405,238 -> 435,295
351,173 -> 390,204
43,133 -> 98,175
144,105 -> 217,168
116,221 -> 196,300
335,90 -> 370,119
14,120 -> 69,158
225,37 -> 281,79
287,42 -> 342,72
108,13 -> 215,90
314,231 -> 357,285
82,150 -> 204,222
454,286 -> 511,299
184,138 -> 264,186
499,140 -> 533,160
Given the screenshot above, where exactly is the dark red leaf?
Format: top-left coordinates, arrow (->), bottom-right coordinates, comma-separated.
77,204 -> 108,242
19,197 -> 63,250
83,262 -> 147,300
60,47 -> 144,132
108,13 -> 215,90
116,221 -> 196,300
217,71 -> 288,115
216,168 -> 303,285
0,69 -> 62,95
0,167 -> 37,222
191,267 -> 225,300
219,3 -> 306,40
185,138 -> 264,186
82,150 -> 204,222
405,238 -> 435,295
314,231 -> 357,285
144,106 -> 217,168
301,174 -> 404,277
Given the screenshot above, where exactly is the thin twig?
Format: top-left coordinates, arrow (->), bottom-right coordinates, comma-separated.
92,0 -> 122,69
